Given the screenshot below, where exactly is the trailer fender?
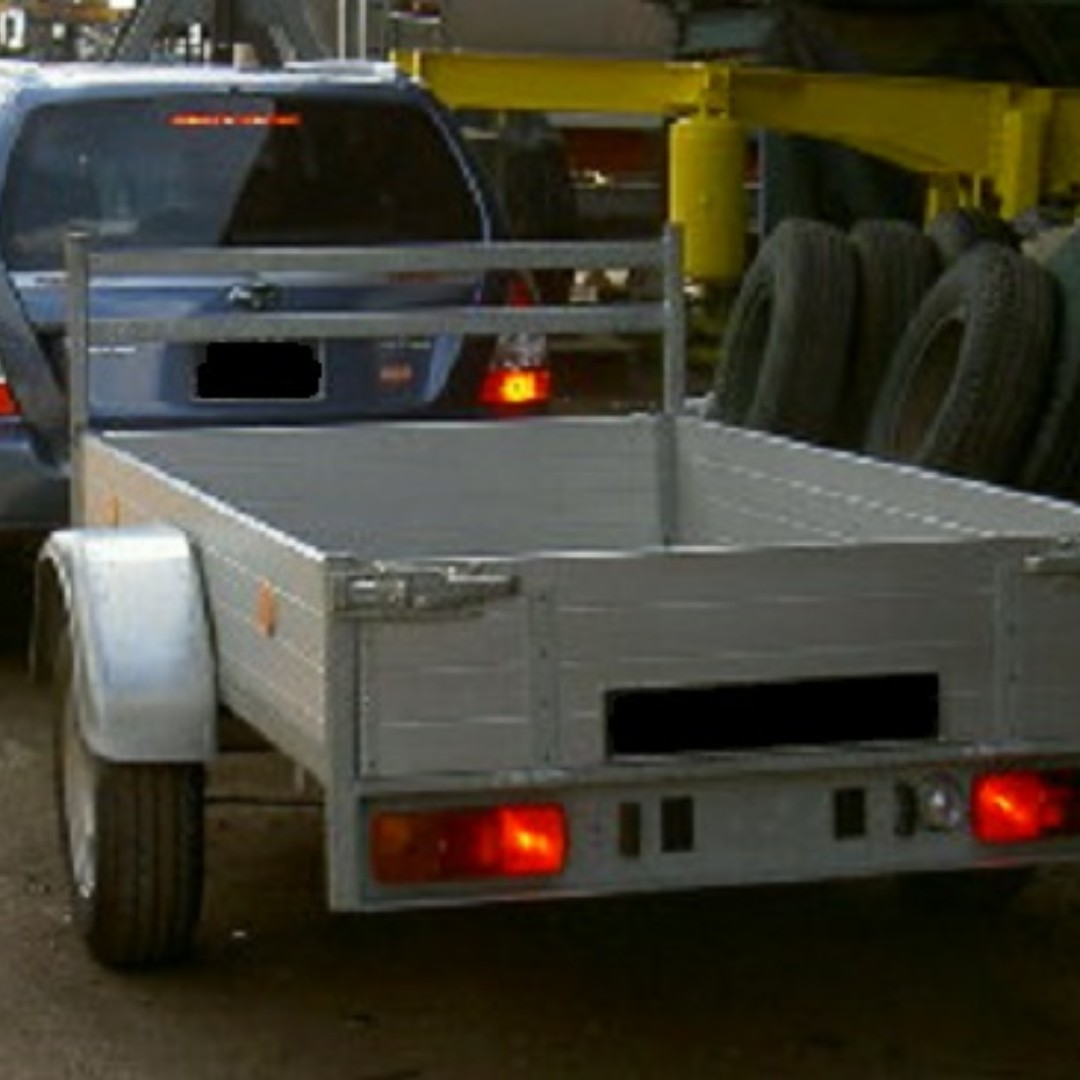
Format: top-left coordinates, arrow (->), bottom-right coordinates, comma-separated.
31,524 -> 216,764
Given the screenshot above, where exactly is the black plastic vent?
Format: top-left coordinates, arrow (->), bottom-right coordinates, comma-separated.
607,673 -> 939,758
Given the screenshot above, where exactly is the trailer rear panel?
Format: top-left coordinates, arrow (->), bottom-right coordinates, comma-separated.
75,416 -> 1080,909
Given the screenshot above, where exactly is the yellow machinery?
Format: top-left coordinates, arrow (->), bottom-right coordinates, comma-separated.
0,1 -> 124,25
394,49 -> 1080,285
0,1 -> 126,57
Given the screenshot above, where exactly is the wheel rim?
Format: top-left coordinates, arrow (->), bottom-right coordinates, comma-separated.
61,688 -> 98,901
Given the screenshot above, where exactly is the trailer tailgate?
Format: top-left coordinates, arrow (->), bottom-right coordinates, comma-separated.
355,531 -> 1080,779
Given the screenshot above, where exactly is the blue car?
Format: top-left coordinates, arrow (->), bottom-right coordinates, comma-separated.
0,60 -> 550,548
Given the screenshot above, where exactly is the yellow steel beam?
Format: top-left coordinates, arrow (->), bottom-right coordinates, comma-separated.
1044,102 -> 1080,207
0,2 -> 125,24
729,66 -> 1003,177
396,49 -> 1080,220
393,50 -> 715,116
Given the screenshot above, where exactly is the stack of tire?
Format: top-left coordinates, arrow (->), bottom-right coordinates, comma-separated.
708,207 -> 1080,500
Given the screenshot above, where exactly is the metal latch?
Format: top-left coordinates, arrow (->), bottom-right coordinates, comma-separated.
335,563 -> 519,619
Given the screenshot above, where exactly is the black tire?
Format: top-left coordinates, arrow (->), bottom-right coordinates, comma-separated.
863,244 -> 1056,483
1018,230 -> 1080,497
54,626 -> 205,969
835,218 -> 940,449
708,217 -> 858,444
925,207 -> 1021,268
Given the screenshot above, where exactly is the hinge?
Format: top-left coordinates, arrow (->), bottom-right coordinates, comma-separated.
333,562 -> 519,619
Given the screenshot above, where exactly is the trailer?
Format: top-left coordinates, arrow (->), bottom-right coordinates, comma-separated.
33,229 -> 1080,968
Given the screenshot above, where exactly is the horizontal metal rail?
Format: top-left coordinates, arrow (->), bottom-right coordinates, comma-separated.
63,229 -> 687,520
65,235 -> 680,351
80,239 -> 670,277
83,305 -> 667,347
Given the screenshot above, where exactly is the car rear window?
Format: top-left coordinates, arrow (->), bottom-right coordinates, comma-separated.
0,92 -> 485,269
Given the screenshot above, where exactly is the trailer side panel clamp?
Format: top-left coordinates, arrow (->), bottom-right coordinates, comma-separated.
335,564 -> 520,618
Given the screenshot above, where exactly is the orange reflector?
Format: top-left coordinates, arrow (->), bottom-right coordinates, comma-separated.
972,770 -> 1080,844
480,366 -> 552,408
371,803 -> 567,884
0,380 -> 17,416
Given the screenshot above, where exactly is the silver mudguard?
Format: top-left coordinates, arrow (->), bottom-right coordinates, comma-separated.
33,524 -> 216,763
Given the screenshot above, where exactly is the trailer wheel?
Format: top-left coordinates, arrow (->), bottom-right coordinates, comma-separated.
707,217 -> 857,444
54,626 -> 205,969
925,207 -> 1021,268
863,244 -> 1056,483
834,218 -> 940,449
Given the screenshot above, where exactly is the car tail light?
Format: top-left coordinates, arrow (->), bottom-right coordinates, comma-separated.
0,378 -> 18,416
169,112 -> 302,128
972,769 -> 1080,844
480,366 -> 552,408
371,803 -> 568,884
480,272 -> 551,411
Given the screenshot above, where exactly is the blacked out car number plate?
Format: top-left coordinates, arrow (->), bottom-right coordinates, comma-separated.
196,342 -> 324,401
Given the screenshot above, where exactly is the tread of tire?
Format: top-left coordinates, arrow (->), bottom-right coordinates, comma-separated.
838,218 -> 940,448
710,217 -> 858,444
54,624 -> 204,970
1018,231 -> 1080,496
92,761 -> 204,968
864,244 -> 1055,482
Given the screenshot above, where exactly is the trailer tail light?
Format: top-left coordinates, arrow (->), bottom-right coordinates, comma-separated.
371,803 -> 567,884
0,378 -> 18,416
972,770 -> 1080,844
480,273 -> 551,411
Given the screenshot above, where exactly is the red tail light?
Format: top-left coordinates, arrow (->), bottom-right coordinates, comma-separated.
972,770 -> 1080,844
481,272 -> 552,411
371,803 -> 568,884
479,366 -> 552,408
506,273 -> 536,309
0,379 -> 18,417
169,112 -> 302,128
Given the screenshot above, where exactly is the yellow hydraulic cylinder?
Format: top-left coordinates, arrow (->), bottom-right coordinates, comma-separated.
668,112 -> 747,286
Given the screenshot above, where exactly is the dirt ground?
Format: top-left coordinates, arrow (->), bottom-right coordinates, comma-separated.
3,645 -> 1080,1079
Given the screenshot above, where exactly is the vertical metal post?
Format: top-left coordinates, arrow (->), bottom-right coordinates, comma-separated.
357,0 -> 369,57
662,223 -> 686,418
658,224 -> 686,547
64,232 -> 91,525
998,90 -> 1053,220
338,0 -> 354,57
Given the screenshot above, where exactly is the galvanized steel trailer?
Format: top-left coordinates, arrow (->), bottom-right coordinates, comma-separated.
35,231 -> 1080,968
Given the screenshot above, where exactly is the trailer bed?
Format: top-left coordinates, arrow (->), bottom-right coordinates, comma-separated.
42,233 -> 1080,970
80,414 -> 1080,797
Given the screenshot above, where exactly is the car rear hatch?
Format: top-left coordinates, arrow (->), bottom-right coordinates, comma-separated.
2,86 -> 539,425
13,268 -> 489,426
